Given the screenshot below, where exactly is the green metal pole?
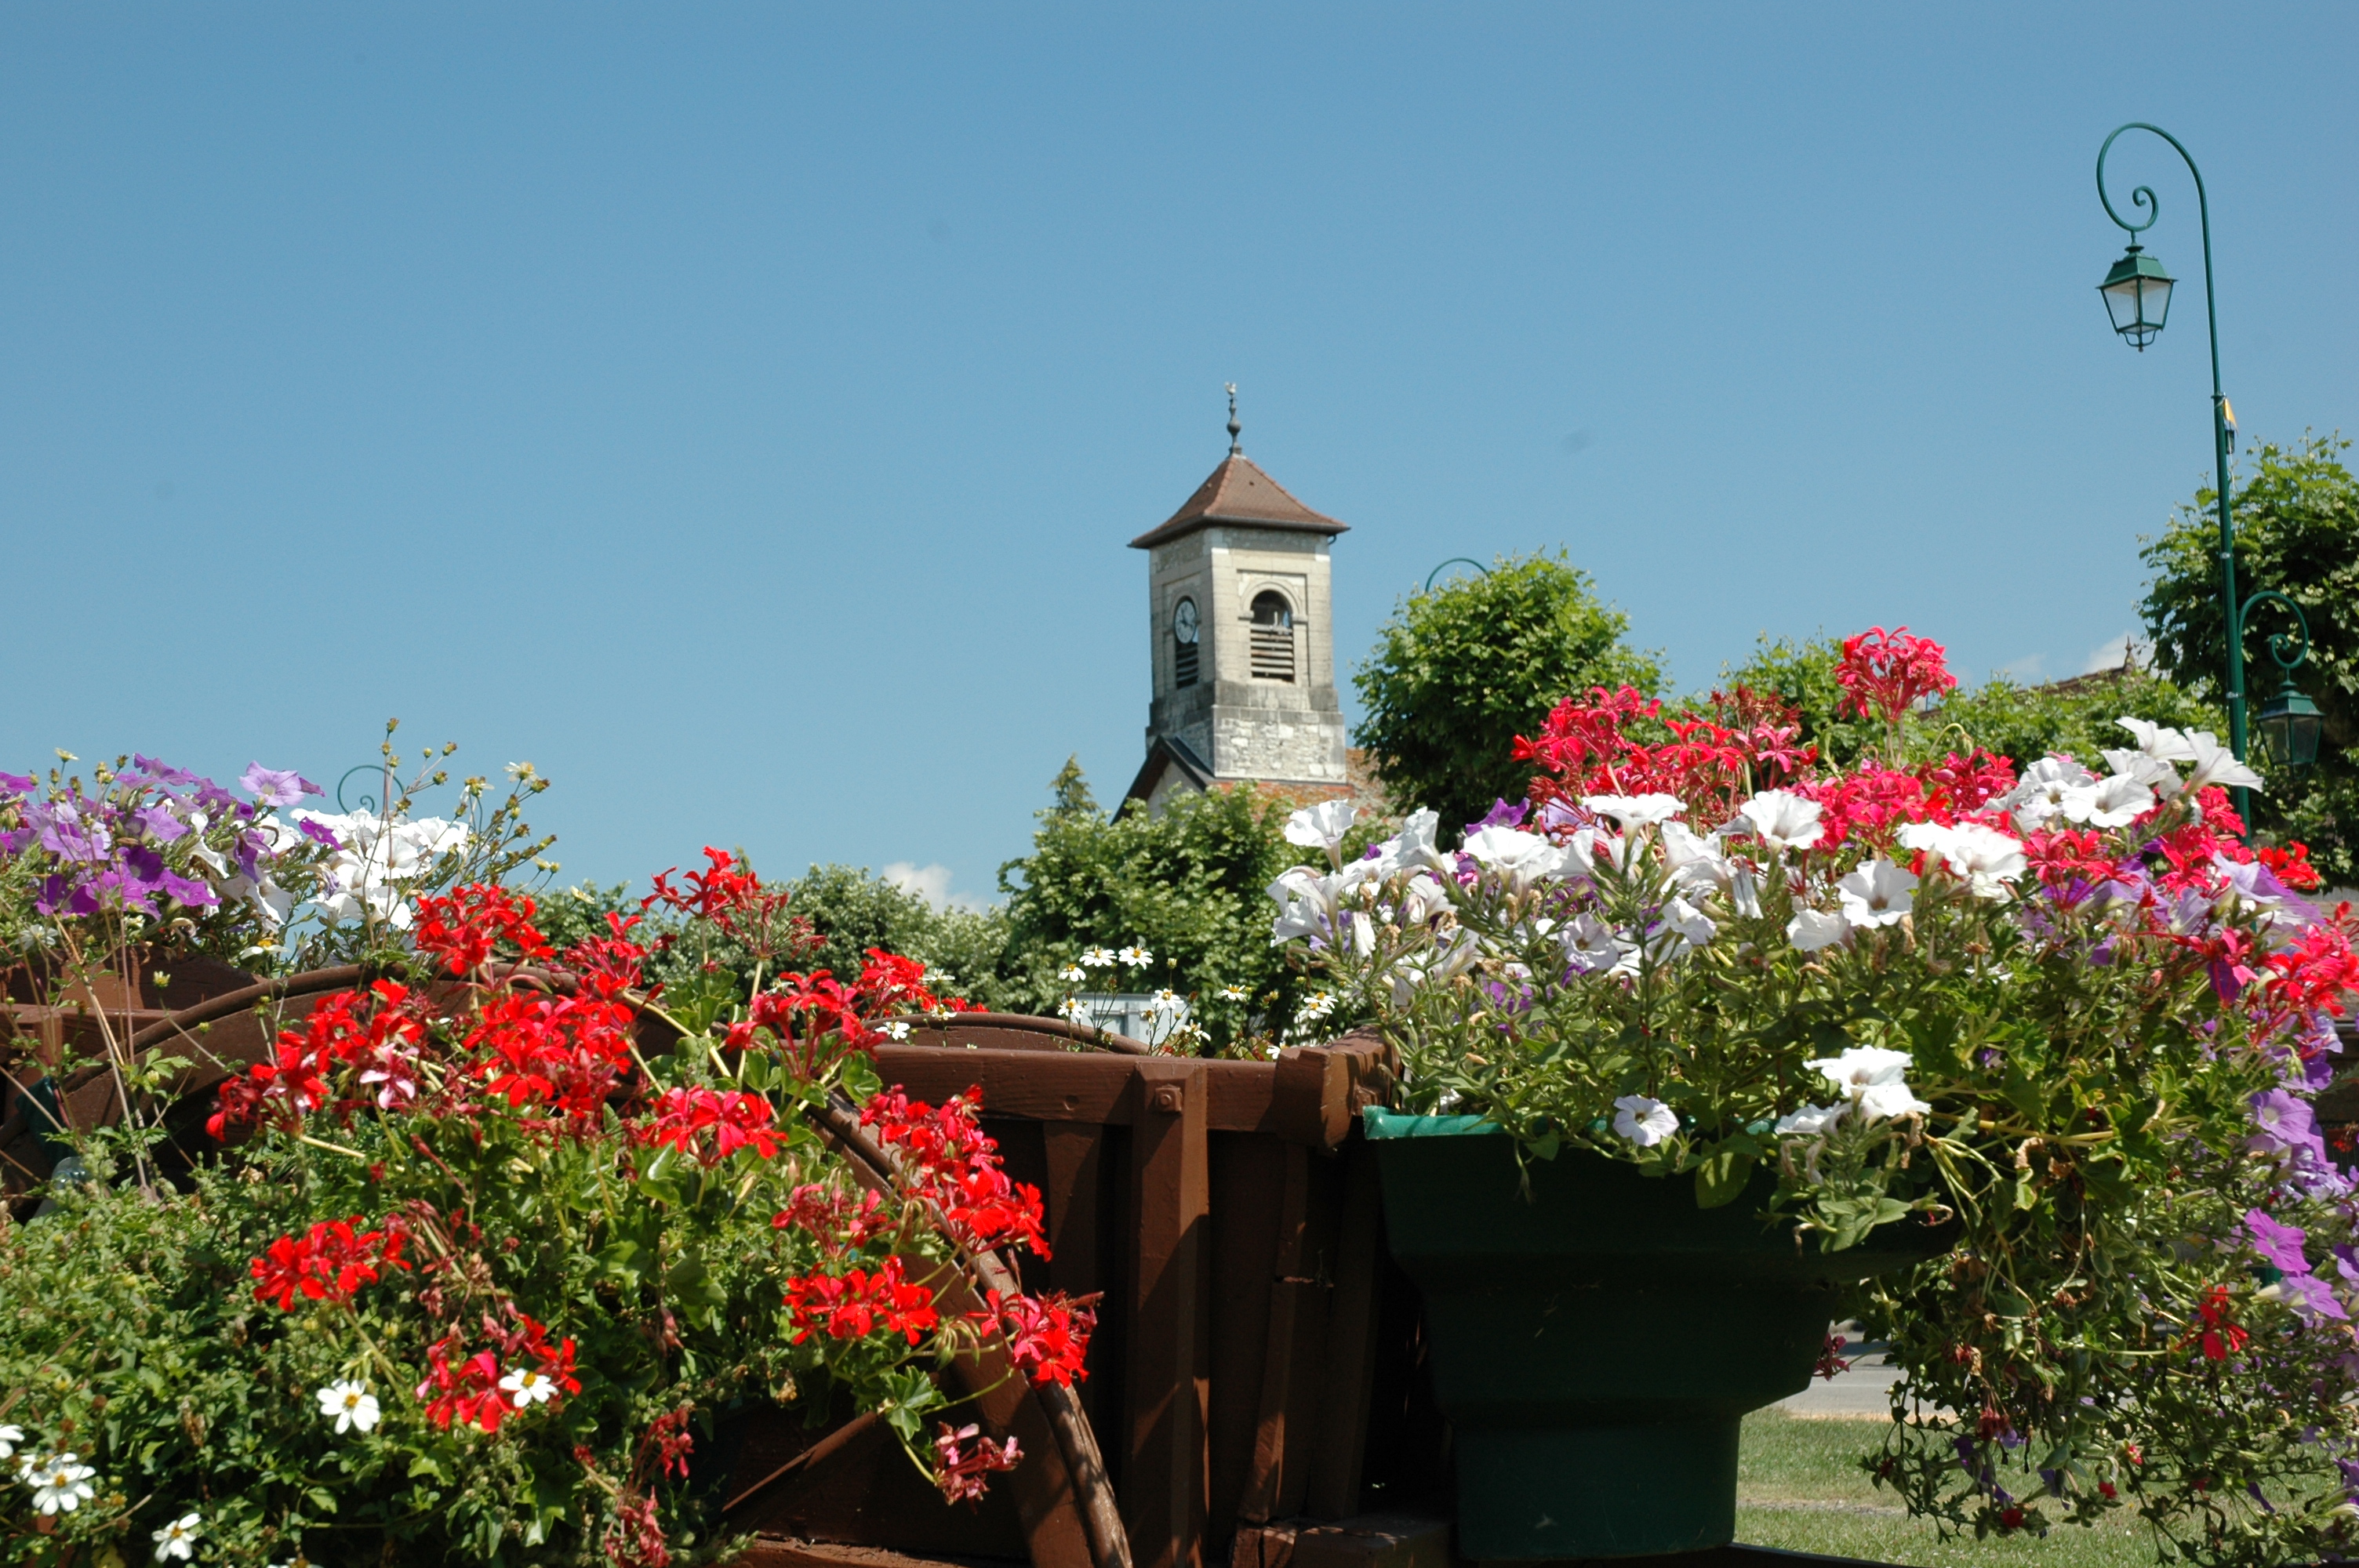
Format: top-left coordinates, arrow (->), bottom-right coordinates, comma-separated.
2097,124 -> 2247,824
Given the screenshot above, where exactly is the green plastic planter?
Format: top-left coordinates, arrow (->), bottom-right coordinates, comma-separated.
1365,1109 -> 1945,1561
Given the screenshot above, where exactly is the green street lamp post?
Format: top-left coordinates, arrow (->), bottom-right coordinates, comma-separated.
2094,122 -> 2317,824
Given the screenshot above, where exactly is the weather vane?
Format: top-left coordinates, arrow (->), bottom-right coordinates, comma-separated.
1225,383 -> 1241,455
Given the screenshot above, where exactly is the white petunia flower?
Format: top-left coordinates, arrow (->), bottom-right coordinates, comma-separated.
1774,1103 -> 1845,1137
1581,793 -> 1685,829
1560,913 -> 1632,975
1659,822 -> 1763,919
1804,1047 -> 1929,1123
1898,821 -> 2026,899
1371,808 -> 1447,877
2003,757 -> 2099,828
153,1511 -> 203,1563
1654,896 -> 1716,953
1282,800 -> 1360,855
499,1367 -> 561,1408
1806,1045 -> 1914,1094
2182,731 -> 2266,794
2062,772 -> 2154,829
1611,1094 -> 1680,1147
1786,908 -> 1852,952
1737,789 -> 1825,853
1856,1080 -> 1933,1121
1835,859 -> 1917,928
315,1379 -> 381,1434
1461,826 -> 1571,892
2116,717 -> 2198,763
20,1452 -> 97,1515
292,808 -> 471,931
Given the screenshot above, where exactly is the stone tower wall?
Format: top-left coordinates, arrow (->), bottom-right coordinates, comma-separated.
1145,525 -> 1347,784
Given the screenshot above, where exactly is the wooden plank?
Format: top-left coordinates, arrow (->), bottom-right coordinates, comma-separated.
871,1044 -> 1383,1147
1236,1145 -> 1314,1523
1041,1123 -> 1104,1301
1303,1144 -> 1383,1520
1204,1134 -> 1287,1549
728,1538 -> 1027,1568
1122,1058 -> 1210,1568
873,1049 -> 1137,1124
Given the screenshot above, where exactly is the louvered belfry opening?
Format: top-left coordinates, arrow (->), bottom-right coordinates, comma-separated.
1249,590 -> 1296,682
1175,640 -> 1198,688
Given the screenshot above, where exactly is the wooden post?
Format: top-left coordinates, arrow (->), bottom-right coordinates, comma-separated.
1124,1058 -> 1210,1568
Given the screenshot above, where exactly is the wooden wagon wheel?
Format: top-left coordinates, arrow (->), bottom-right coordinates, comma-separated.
4,967 -> 1134,1568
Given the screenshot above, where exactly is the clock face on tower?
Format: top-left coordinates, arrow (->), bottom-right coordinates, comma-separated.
1172,597 -> 1200,644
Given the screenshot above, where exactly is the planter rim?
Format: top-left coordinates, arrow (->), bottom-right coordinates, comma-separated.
1361,1107 -> 1501,1139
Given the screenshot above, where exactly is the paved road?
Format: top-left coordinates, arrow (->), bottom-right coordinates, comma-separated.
1775,1323 -> 1908,1418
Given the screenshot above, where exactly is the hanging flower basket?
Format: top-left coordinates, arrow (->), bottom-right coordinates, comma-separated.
1365,1109 -> 1950,1560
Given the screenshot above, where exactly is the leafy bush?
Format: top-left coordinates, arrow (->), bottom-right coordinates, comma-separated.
542,860 -> 1018,1019
2142,431 -> 2359,884
994,762 -> 1379,1051
1352,551 -> 1662,832
1714,634 -> 2226,776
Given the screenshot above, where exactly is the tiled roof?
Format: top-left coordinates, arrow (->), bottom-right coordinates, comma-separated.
1129,454 -> 1348,550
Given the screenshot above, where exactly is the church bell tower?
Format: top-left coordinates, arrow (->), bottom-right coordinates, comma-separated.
1125,389 -> 1350,811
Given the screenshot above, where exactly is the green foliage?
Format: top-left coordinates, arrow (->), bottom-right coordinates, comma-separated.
2141,432 -> 2359,884
1352,552 -> 1663,831
1936,670 -> 2223,772
1717,633 -> 2228,780
995,761 -> 1370,1050
776,865 -> 1013,1012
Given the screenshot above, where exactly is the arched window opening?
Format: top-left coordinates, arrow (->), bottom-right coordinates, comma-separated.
1172,596 -> 1200,688
1250,590 -> 1296,682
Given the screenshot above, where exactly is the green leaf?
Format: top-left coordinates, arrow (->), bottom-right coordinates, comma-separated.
1692,1147 -> 1757,1210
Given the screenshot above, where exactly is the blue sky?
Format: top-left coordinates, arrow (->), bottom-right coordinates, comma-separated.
4,5 -> 2354,905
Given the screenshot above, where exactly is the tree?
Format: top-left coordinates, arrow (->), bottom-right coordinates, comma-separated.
1352,552 -> 1662,833
995,760 -> 1368,1050
2141,432 -> 2358,884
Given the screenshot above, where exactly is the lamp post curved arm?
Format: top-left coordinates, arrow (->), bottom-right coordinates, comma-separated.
2240,589 -> 2311,675
2096,123 -> 2249,818
1423,557 -> 1491,593
2098,124 -> 2224,409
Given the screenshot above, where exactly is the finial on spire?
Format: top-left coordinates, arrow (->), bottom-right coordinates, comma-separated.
1225,383 -> 1241,456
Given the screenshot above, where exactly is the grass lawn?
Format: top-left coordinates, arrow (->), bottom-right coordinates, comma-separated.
1736,1409 -> 2158,1568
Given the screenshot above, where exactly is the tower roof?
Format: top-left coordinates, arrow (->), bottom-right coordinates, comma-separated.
1129,453 -> 1349,550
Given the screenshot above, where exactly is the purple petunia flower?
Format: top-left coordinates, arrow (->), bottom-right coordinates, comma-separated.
240,763 -> 322,808
1463,797 -> 1529,837
0,771 -> 33,794
297,817 -> 343,850
2246,1210 -> 2313,1274
133,801 -> 189,842
2276,1272 -> 2349,1326
2249,1089 -> 2322,1158
159,871 -> 218,908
